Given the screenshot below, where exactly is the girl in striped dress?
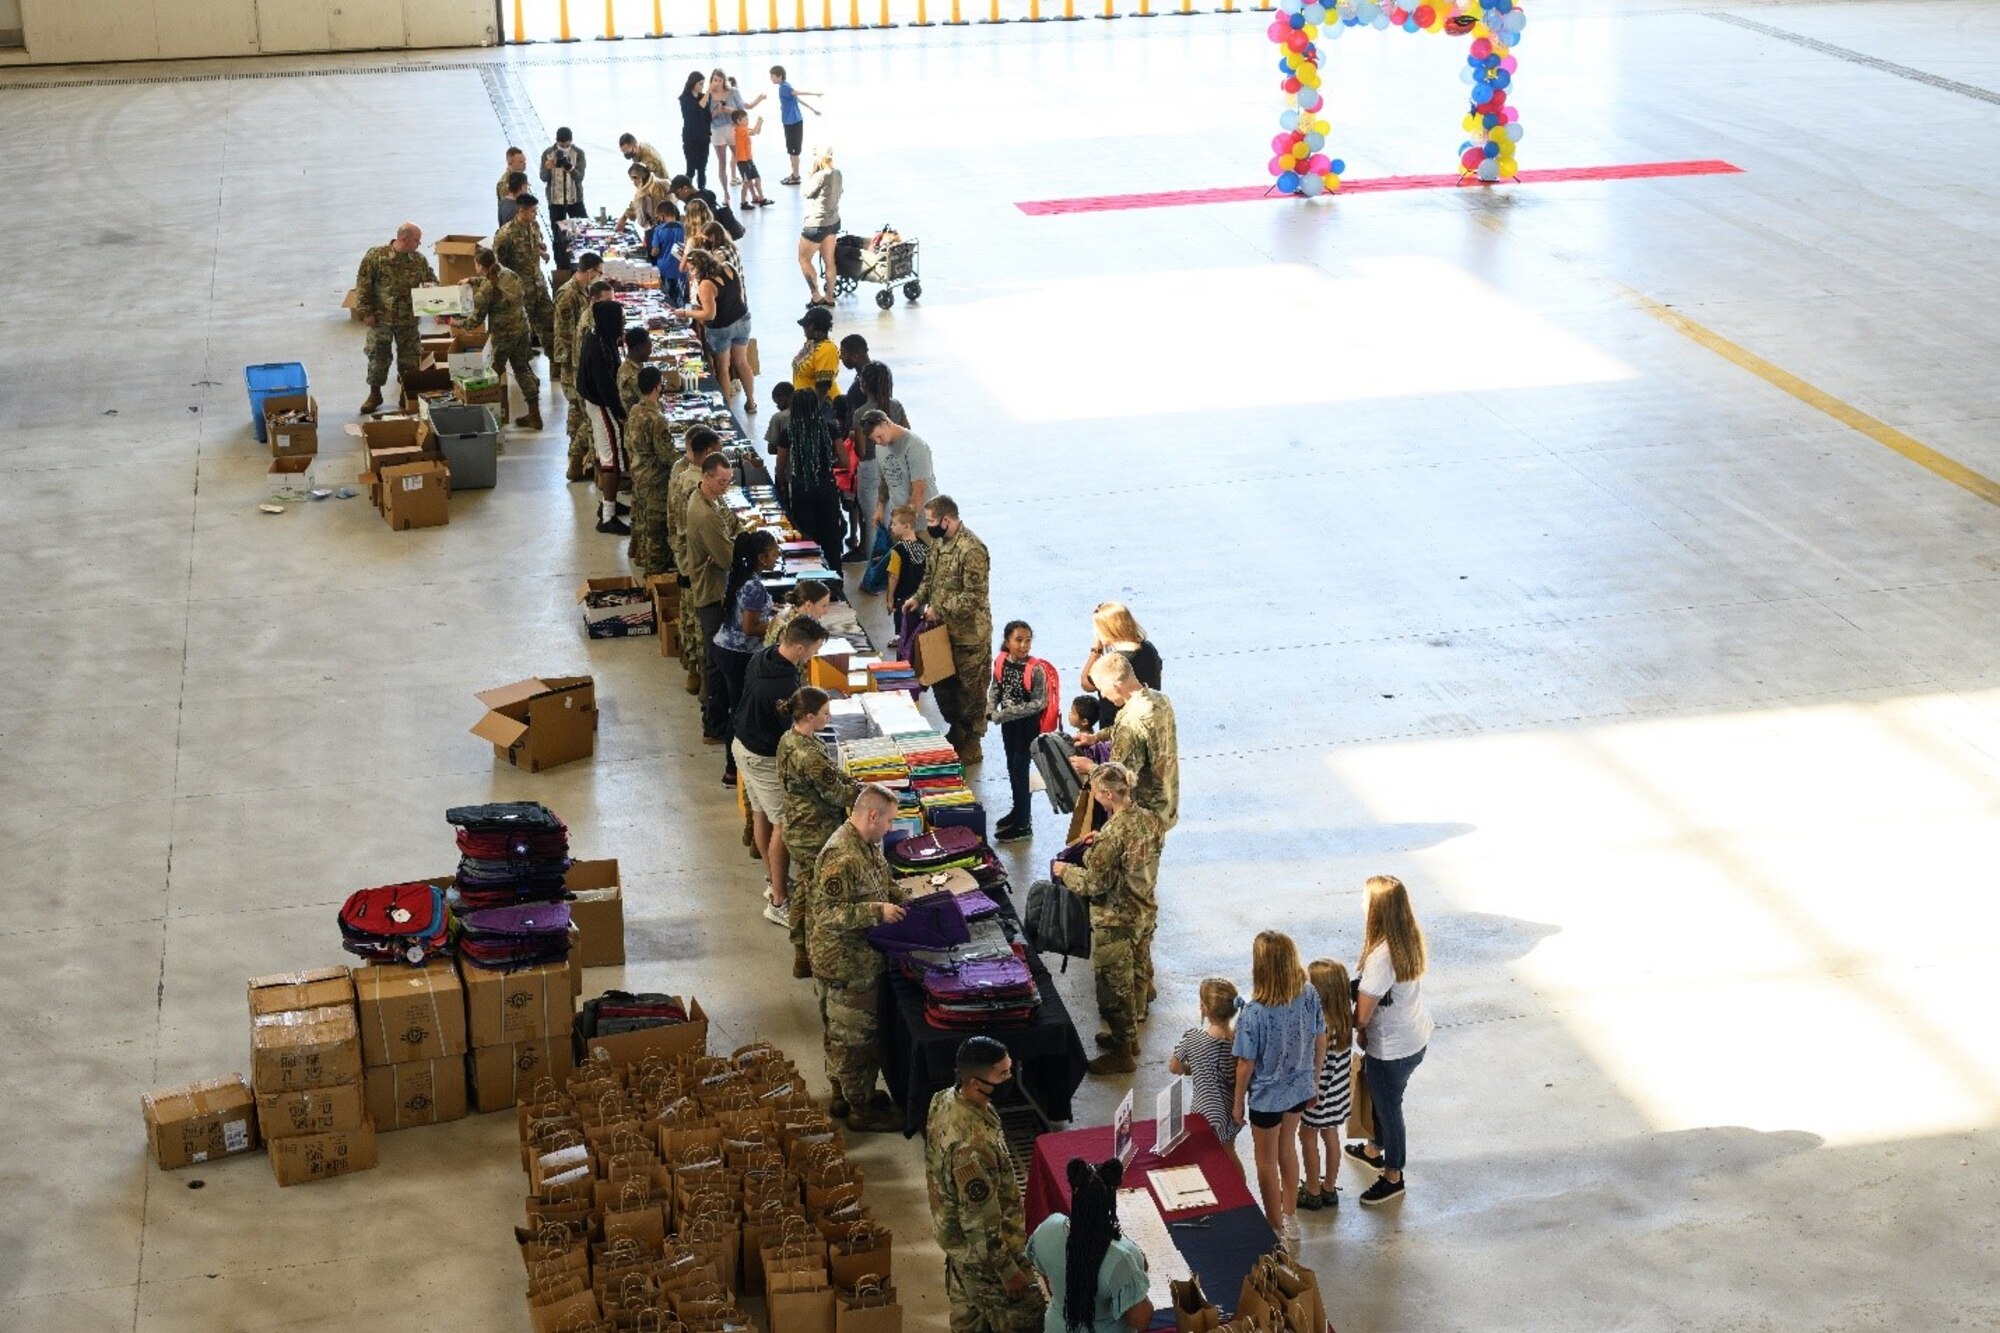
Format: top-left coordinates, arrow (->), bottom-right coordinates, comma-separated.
1298,958 -> 1355,1210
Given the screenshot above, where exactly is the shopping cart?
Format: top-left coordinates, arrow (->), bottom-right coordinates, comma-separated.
834,227 -> 923,310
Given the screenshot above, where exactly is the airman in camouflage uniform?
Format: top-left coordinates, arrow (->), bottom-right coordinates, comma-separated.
467,250 -> 541,430
906,496 -> 992,764
925,1039 -> 1043,1333
550,256 -> 600,481
352,223 -> 436,414
777,721 -> 858,978
493,199 -> 555,355
623,372 -> 673,575
808,791 -> 908,1133
1056,763 -> 1166,1075
666,430 -> 717,694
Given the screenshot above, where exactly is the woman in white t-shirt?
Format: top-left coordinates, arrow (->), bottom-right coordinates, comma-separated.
1345,875 -> 1433,1207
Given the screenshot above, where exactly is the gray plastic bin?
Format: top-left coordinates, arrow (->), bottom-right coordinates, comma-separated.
427,403 -> 499,490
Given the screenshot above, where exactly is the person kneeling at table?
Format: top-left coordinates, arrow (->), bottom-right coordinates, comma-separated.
808,784 -> 908,1132
1054,762 -> 1165,1077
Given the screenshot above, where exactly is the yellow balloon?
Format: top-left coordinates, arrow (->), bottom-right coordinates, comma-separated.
1498,162 -> 1518,179
1301,70 -> 1320,89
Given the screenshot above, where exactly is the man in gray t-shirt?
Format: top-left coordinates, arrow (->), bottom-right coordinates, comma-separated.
860,411 -> 936,525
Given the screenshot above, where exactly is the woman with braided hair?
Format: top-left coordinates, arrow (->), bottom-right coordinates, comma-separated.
1026,1158 -> 1153,1333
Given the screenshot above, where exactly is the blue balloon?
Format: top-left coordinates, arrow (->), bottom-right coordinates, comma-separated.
1483,140 -> 1500,159
1279,110 -> 1300,130
1278,170 -> 1301,193
1289,12 -> 1305,28
1329,158 -> 1345,174
1305,132 -> 1325,151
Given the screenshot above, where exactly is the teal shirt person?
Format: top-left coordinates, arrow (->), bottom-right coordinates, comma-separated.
1026,1215 -> 1150,1333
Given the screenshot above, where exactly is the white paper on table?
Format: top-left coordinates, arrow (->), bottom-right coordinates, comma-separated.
1149,1164 -> 1218,1213
1116,1187 -> 1193,1315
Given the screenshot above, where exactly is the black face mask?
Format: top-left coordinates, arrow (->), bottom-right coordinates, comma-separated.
926,523 -> 948,540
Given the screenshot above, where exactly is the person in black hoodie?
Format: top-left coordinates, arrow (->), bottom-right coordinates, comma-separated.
734,613 -> 829,929
576,298 -> 630,535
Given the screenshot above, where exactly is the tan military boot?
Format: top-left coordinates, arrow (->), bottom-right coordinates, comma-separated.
1087,1042 -> 1138,1077
827,1080 -> 849,1120
684,668 -> 703,696
846,1102 -> 901,1134
359,387 -> 383,415
792,943 -> 812,980
516,397 -> 543,430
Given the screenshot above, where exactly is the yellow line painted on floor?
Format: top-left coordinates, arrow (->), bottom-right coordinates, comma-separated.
1626,288 -> 2000,508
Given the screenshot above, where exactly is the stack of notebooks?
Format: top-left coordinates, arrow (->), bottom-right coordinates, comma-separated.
867,661 -> 920,694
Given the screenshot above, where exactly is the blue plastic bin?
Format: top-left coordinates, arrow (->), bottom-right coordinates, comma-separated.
245,362 -> 308,443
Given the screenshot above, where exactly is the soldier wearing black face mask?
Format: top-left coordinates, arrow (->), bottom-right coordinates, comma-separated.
904,495 -> 992,765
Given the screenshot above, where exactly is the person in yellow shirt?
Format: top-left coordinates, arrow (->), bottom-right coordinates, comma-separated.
791,305 -> 841,394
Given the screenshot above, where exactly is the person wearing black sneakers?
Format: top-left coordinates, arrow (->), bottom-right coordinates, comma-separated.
987,620 -> 1058,844
576,299 -> 632,534
1345,875 -> 1434,1207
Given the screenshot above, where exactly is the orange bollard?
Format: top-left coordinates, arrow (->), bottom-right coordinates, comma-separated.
945,0 -> 966,22
768,0 -> 780,28
850,0 -> 861,25
1059,0 -> 1079,18
1027,0 -> 1043,19
913,0 -> 932,25
600,0 -> 621,38
877,0 -> 893,25
1096,0 -> 1118,18
649,0 -> 667,34
980,0 -> 1005,21
794,0 -> 806,27
1135,0 -> 1151,14
511,0 -> 527,41
556,0 -> 577,40
740,0 -> 752,30
706,0 -> 720,33
821,0 -> 832,27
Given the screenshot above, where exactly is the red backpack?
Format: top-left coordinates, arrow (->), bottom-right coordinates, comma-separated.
991,653 -> 1060,734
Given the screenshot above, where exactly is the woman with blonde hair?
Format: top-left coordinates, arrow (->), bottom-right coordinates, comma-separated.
798,146 -> 843,306
1080,602 -> 1162,737
1345,875 -> 1434,1206
708,69 -> 746,190
682,197 -> 719,258
1231,930 -> 1326,1246
678,248 -> 755,413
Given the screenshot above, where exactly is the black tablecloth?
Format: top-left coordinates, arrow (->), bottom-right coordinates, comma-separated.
877,888 -> 1089,1136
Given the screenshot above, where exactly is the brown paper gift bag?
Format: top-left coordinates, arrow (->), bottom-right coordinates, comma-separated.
768,1268 -> 836,1333
1171,1275 -> 1222,1333
1347,1056 -> 1374,1143
827,1221 -> 893,1289
836,1277 -> 904,1333
913,623 -> 955,687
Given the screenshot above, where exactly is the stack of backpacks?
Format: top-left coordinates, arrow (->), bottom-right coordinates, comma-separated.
338,880 -> 452,964
872,831 -> 1041,1029
445,802 -> 574,970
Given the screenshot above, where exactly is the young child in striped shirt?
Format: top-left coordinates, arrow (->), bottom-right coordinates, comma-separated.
1169,977 -> 1243,1145
1298,958 -> 1355,1209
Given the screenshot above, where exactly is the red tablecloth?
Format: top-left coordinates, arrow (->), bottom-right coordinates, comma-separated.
1025,1113 -> 1254,1228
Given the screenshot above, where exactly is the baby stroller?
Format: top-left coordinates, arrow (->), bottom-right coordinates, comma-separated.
834,224 -> 923,310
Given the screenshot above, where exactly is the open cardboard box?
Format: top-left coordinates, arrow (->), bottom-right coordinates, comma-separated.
470,676 -> 597,773
564,859 -> 624,968
433,234 -> 485,285
581,996 -> 707,1067
263,392 -> 319,457
577,576 -> 655,639
381,460 -> 450,531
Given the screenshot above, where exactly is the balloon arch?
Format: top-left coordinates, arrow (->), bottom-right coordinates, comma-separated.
1268,0 -> 1527,196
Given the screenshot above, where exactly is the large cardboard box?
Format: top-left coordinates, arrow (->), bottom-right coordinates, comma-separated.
468,1037 -> 574,1112
459,957 -> 571,1050
364,1056 -> 469,1131
565,859 -> 624,968
262,393 -> 319,457
142,1075 -> 258,1169
411,284 -> 473,318
256,1083 -> 366,1140
433,233 -> 485,285
354,958 -> 468,1067
381,460 -> 450,531
577,576 -> 656,639
247,966 -> 354,1018
581,996 -> 708,1068
470,676 -> 597,774
251,1005 -> 363,1093
269,1120 -> 378,1186
346,413 -> 436,453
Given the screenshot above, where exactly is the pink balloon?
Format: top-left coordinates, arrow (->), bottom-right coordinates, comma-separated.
1306,154 -> 1330,173
1461,147 -> 1483,170
1501,56 -> 1517,72
1503,105 -> 1520,123
1470,37 -> 1491,57
1267,19 -> 1285,38
1271,134 -> 1291,153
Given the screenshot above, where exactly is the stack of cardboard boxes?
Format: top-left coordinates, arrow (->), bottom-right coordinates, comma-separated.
247,967 -> 378,1186
347,413 -> 450,531
462,956 -> 579,1113
356,959 -> 471,1130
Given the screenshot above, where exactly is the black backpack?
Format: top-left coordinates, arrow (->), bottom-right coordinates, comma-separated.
1023,878 -> 1091,972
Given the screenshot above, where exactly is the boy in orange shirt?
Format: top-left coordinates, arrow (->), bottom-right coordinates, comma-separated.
731,110 -> 772,210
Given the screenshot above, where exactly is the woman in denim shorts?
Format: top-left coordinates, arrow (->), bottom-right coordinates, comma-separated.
680,248 -> 758,414
798,147 -> 844,307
